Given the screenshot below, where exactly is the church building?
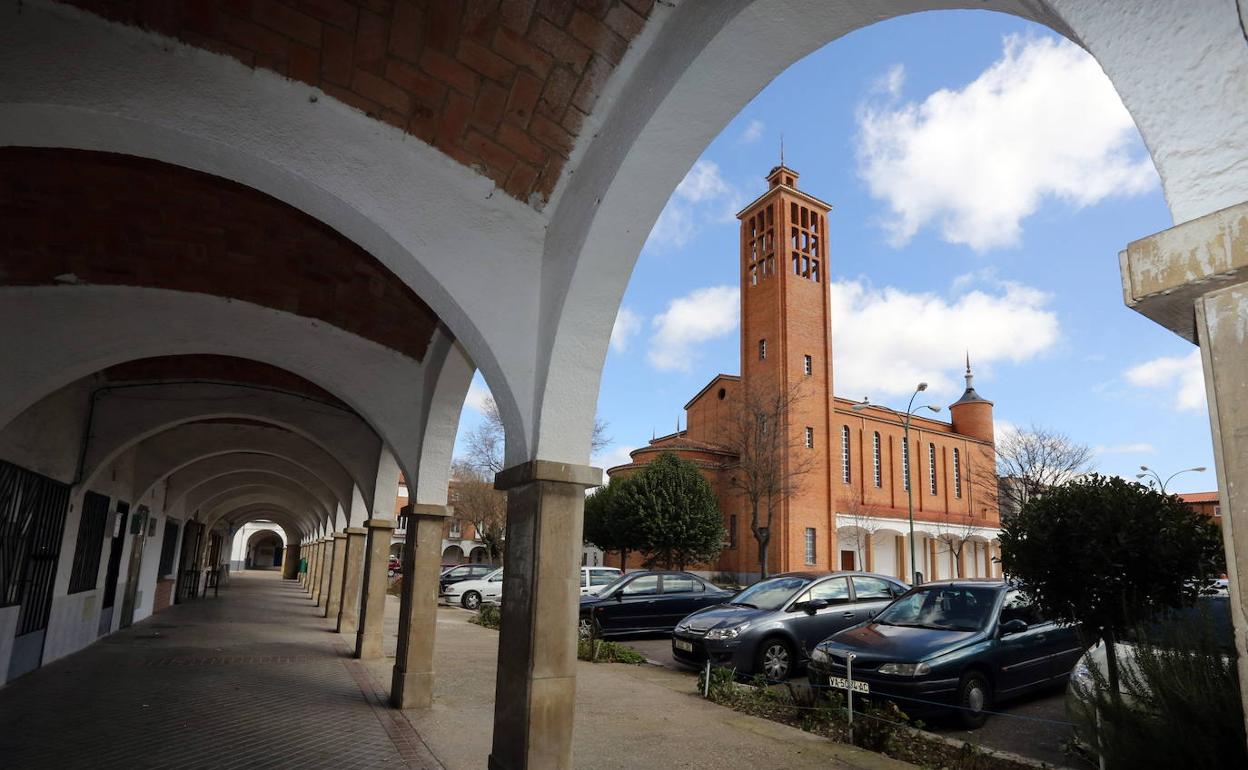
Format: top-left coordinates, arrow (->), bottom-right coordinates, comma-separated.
609,164 -> 1003,584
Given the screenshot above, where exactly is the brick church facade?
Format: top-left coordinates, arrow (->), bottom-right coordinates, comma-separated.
609,164 -> 1003,583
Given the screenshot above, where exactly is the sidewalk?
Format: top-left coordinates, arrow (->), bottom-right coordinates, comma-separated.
369,598 -> 910,770
0,571 -> 910,770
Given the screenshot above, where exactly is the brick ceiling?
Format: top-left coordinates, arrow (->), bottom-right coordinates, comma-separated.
60,0 -> 655,205
104,356 -> 348,407
0,148 -> 439,361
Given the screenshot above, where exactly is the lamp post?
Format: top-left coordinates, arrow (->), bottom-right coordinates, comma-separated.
853,383 -> 941,586
1136,465 -> 1206,494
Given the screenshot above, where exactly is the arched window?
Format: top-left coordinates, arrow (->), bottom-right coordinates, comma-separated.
872,432 -> 881,488
840,426 -> 851,483
953,448 -> 962,499
928,443 -> 938,495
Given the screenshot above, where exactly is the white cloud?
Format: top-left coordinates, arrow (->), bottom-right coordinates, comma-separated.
596,444 -> 637,475
856,35 -> 1157,251
464,378 -> 492,413
1094,442 -> 1157,455
741,119 -> 765,144
648,285 -> 740,371
610,307 -> 642,353
1124,349 -> 1206,411
873,63 -> 905,98
830,278 -> 1058,399
644,160 -> 741,252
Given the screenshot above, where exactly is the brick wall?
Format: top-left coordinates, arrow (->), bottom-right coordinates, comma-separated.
153,578 -> 176,613
1,148 -> 437,361
104,356 -> 347,406
60,0 -> 655,205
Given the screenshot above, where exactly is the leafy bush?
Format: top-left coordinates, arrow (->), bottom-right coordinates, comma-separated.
577,638 -> 645,664
1072,609 -> 1245,769
469,603 -> 501,629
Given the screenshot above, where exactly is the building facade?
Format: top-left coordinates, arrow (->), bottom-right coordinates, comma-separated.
610,165 -> 1003,584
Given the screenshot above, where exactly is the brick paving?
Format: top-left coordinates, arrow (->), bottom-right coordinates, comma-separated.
0,570 -> 441,770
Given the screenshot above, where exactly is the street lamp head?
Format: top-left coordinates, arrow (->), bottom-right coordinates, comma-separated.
1192,466 -> 1207,473
923,405 -> 941,413
1135,473 -> 1147,479
916,382 -> 928,392
1140,465 -> 1150,472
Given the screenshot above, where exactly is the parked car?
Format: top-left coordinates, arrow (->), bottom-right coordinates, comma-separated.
388,556 -> 402,576
672,571 -> 908,680
439,563 -> 497,594
581,566 -> 622,595
807,580 -> 1083,728
441,567 -> 503,609
579,571 -> 733,638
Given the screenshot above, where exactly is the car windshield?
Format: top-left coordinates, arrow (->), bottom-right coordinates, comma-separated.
875,585 -> 997,632
1122,596 -> 1234,651
729,576 -> 810,611
595,573 -> 632,596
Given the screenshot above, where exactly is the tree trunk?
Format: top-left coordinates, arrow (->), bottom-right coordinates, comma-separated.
1103,630 -> 1121,703
759,535 -> 769,580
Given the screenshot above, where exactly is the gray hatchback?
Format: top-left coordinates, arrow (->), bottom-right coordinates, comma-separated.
672,571 -> 908,680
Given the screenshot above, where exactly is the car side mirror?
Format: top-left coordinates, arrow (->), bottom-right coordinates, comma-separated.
1000,618 -> 1028,636
614,592 -> 624,602
802,599 -> 829,615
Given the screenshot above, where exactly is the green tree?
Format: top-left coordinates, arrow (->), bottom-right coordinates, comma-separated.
618,452 -> 725,570
583,475 -> 643,570
999,474 -> 1224,696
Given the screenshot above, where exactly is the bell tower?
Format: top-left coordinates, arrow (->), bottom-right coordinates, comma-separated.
737,163 -> 835,570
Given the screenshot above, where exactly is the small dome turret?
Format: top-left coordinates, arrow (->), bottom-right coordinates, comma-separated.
949,355 -> 994,443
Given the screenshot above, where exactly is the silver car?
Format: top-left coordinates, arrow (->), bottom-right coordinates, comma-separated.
671,571 -> 908,680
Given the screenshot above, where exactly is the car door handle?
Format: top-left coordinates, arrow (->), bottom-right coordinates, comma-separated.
841,612 -> 856,619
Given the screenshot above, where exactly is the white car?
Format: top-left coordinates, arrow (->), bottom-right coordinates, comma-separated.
582,566 -> 621,595
442,567 -> 503,609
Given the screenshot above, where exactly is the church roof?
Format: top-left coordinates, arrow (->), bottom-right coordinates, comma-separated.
950,356 -> 993,407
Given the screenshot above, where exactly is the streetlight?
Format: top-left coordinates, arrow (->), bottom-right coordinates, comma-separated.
853,383 -> 941,586
1136,465 -> 1206,494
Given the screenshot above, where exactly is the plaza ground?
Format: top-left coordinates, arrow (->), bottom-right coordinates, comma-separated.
0,571 -> 909,770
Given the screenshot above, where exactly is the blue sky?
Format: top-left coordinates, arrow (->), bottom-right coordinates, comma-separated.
458,10 -> 1216,495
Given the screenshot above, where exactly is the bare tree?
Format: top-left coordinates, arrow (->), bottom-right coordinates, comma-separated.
842,497 -> 883,571
931,512 -> 979,578
450,461 -> 507,563
979,424 -> 1095,519
717,383 -> 815,580
464,395 -> 611,475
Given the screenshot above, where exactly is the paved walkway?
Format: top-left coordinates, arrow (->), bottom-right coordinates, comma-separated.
0,571 -> 908,770
0,571 -> 438,770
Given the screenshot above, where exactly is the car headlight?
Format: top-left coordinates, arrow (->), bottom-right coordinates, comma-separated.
878,662 -> 931,676
810,647 -> 830,665
1070,659 -> 1095,694
705,622 -> 750,640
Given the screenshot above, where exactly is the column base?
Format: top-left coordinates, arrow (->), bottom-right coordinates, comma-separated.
390,667 -> 433,709
355,629 -> 383,660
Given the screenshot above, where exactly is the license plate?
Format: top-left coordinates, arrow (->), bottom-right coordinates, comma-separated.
830,676 -> 869,694
674,639 -> 694,652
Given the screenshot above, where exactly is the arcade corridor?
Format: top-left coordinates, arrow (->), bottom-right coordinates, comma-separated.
0,571 -> 440,769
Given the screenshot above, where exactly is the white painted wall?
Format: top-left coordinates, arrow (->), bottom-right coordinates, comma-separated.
0,606 -> 19,685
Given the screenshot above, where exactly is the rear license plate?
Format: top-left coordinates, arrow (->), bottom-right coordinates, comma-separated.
830,676 -> 869,694
674,639 -> 694,652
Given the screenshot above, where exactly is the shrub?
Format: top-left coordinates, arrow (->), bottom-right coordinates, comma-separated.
469,603 -> 501,630
577,638 -> 645,664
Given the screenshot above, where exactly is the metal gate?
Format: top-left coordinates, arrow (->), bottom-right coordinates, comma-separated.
0,460 -> 71,681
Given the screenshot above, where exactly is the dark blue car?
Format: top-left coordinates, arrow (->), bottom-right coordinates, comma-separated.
807,580 -> 1084,727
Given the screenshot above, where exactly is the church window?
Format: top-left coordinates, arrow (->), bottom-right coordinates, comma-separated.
841,426 -> 850,483
805,528 -> 816,565
953,448 -> 962,498
728,515 -> 738,549
804,355 -> 812,375
872,433 -> 882,488
902,441 -> 910,492
750,265 -> 758,286
758,339 -> 766,360
928,443 -> 938,495
811,260 -> 820,283
805,427 -> 814,449
793,252 -> 801,275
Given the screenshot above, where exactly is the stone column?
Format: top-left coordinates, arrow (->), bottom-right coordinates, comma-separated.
355,518 -> 397,660
312,539 -> 326,603
392,504 -> 451,709
337,527 -> 367,635
282,544 -> 298,579
488,460 -> 601,770
318,536 -> 335,609
324,532 -> 348,619
1196,284 -> 1248,742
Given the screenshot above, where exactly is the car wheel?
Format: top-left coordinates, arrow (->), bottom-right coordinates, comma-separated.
461,591 -> 482,610
757,638 -> 793,681
955,670 -> 991,728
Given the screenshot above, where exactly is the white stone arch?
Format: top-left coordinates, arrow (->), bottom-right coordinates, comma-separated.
79,382 -> 381,505
123,422 -> 357,516
442,545 -> 465,564
411,329 -> 476,505
243,527 -> 287,569
531,0 -> 1248,463
835,525 -> 871,570
164,454 -> 343,523
222,506 -> 305,544
0,4 -> 541,459
870,527 -> 906,580
201,489 -> 328,535
183,474 -> 330,531
0,285 -> 429,486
